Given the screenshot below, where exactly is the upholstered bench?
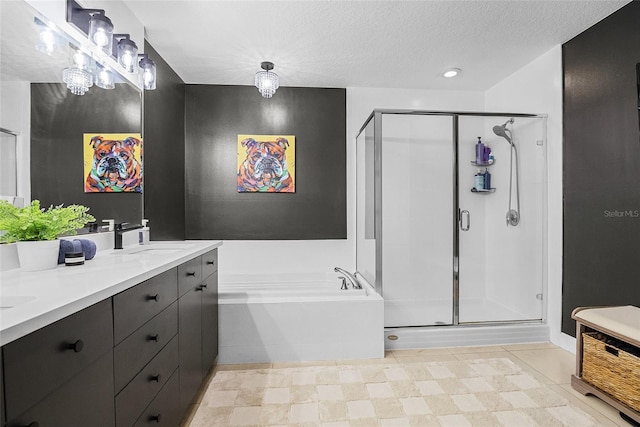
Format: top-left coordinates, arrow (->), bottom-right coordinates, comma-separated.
571,305 -> 640,424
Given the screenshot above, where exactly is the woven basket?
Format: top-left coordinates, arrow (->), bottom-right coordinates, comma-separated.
582,332 -> 640,411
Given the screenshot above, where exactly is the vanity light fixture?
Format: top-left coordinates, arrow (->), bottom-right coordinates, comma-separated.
255,61 -> 279,98
66,0 -> 114,54
62,51 -> 94,96
443,68 -> 461,78
114,35 -> 138,73
138,55 -> 157,90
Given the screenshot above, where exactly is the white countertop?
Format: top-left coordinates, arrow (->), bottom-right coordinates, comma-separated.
0,240 -> 222,346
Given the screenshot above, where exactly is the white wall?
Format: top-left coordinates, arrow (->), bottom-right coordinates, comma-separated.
484,46 -> 572,351
220,89 -> 484,281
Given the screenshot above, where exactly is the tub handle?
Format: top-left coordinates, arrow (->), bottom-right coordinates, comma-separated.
339,277 -> 348,290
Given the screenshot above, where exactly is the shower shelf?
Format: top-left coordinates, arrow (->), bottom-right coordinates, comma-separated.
470,160 -> 495,166
471,188 -> 496,193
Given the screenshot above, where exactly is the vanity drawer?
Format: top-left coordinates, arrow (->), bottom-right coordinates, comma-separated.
5,352 -> 115,427
116,336 -> 179,427
114,301 -> 178,393
202,248 -> 218,278
113,268 -> 178,344
3,299 -> 113,421
178,256 -> 202,296
133,368 -> 181,427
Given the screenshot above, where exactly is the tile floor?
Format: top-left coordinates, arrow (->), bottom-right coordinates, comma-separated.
182,343 -> 634,426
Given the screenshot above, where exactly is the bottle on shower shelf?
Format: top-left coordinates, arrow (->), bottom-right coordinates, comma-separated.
475,137 -> 484,164
483,168 -> 491,190
475,169 -> 484,191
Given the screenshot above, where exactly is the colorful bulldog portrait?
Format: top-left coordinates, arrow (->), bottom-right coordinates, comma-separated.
84,133 -> 143,193
237,135 -> 295,193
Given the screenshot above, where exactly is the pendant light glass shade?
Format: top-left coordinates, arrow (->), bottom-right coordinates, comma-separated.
117,37 -> 138,73
62,51 -> 93,95
255,61 -> 279,98
96,67 -> 115,89
88,13 -> 113,53
139,56 -> 156,90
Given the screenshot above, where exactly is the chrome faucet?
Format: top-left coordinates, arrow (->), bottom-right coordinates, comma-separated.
334,267 -> 362,289
114,222 -> 143,249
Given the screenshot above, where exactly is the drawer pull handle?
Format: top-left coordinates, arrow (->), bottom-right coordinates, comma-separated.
66,340 -> 84,353
150,373 -> 162,382
605,345 -> 619,357
186,272 -> 196,277
150,414 -> 161,423
148,334 -> 160,342
147,294 -> 160,302
23,422 -> 39,427
197,284 -> 206,291
206,260 -> 215,265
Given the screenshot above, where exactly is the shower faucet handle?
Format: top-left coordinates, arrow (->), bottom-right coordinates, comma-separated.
339,277 -> 348,290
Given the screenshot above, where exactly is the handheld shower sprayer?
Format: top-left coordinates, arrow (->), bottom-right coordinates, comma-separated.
493,118 -> 520,226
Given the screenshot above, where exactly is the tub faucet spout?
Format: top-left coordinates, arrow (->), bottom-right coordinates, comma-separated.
334,267 -> 362,289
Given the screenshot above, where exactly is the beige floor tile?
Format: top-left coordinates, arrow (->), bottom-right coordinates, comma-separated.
228,406 -> 262,426
502,341 -> 558,351
449,345 -> 505,354
341,383 -> 370,400
200,389 -> 239,407
400,396 -> 431,415
291,384 -> 318,403
318,400 -> 348,422
235,388 -> 264,406
338,368 -> 364,383
380,418 -> 411,426
289,402 -> 320,423
371,397 -> 405,418
187,406 -> 232,427
316,369 -> 340,385
320,421 -> 352,427
258,403 -> 290,425
263,387 -> 291,404
216,363 -> 272,371
318,384 -> 345,401
367,382 -> 396,399
346,399 -> 377,419
556,384 -> 629,426
388,380 -> 421,397
292,370 -> 318,385
390,354 -> 458,364
510,348 -> 575,384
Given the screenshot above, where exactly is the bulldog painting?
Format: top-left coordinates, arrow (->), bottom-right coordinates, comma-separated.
84,133 -> 143,193
237,135 -> 295,193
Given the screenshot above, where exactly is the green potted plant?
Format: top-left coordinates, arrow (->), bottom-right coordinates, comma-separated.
0,200 -> 95,271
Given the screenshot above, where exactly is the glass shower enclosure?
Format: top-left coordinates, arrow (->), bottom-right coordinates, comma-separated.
356,111 -> 547,327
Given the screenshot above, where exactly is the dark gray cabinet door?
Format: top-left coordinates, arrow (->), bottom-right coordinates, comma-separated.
201,271 -> 218,377
178,285 -> 203,412
6,352 -> 115,427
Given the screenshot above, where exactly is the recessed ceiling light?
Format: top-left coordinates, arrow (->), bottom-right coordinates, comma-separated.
443,68 -> 461,78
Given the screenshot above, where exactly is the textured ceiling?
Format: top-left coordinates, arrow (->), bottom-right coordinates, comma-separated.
118,1 -> 628,90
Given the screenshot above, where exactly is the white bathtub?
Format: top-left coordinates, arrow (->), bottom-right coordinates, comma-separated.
218,273 -> 384,364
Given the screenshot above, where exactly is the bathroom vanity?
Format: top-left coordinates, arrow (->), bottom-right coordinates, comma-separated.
0,240 -> 221,427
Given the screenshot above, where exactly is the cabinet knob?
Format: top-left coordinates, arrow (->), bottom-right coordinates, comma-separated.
206,260 -> 215,265
66,340 -> 84,353
186,271 -> 196,277
147,294 -> 160,302
148,334 -> 159,342
150,414 -> 161,423
150,373 -> 161,382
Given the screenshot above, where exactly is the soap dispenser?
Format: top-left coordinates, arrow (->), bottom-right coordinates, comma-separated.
474,169 -> 484,191
475,137 -> 484,164
139,219 -> 150,245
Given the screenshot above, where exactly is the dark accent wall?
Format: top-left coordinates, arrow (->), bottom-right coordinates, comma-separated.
562,1 -> 640,335
31,82 -> 142,224
143,41 -> 186,240
185,85 -> 346,240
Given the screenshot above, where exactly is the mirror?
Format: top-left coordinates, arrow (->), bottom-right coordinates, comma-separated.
0,0 -> 143,224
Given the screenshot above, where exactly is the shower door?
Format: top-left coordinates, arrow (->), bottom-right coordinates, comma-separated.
457,115 -> 545,323
379,114 -> 455,327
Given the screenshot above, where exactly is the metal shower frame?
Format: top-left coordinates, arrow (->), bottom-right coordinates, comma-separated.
355,109 -> 548,326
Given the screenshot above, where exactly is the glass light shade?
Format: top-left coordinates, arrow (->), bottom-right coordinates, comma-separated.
37,26 -> 56,55
88,14 -> 113,53
254,70 -> 279,98
139,57 -> 156,90
63,66 -> 93,95
117,38 -> 138,73
96,67 -> 115,89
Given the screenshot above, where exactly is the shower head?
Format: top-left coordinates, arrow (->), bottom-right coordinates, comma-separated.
492,118 -> 514,144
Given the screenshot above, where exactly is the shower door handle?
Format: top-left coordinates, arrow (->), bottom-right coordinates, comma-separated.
460,210 -> 470,231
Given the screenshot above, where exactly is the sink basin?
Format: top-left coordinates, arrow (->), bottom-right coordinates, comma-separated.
117,243 -> 195,255
0,295 -> 36,310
